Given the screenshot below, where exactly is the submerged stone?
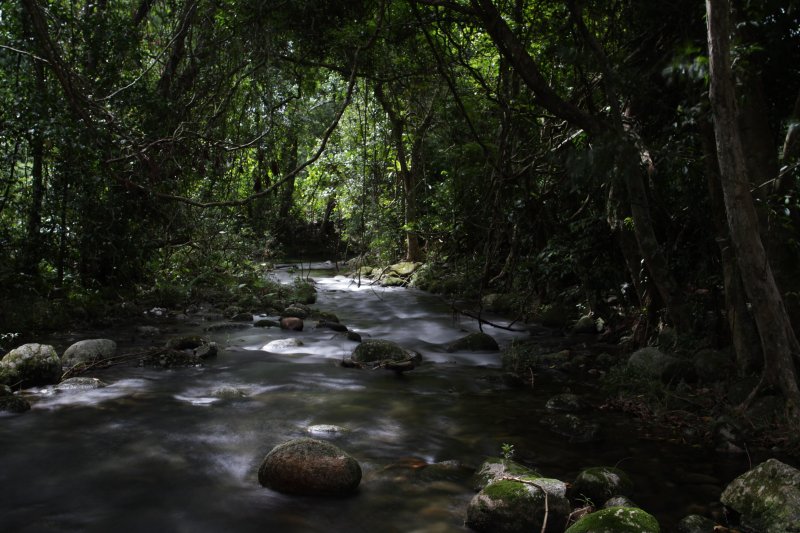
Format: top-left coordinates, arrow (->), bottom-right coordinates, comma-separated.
54,377 -> 107,391
351,339 -> 420,364
262,338 -> 304,351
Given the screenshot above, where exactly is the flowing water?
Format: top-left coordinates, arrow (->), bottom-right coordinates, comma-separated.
1,263 -> 748,532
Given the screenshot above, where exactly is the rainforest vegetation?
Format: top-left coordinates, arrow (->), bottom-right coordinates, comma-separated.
1,1 -> 799,423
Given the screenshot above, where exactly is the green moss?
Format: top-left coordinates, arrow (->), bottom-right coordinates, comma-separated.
565,507 -> 660,533
483,479 -> 529,500
351,340 -> 419,363
446,332 -> 499,352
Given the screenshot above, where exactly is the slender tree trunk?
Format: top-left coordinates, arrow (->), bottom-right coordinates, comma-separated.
374,83 -> 432,263
706,0 -> 800,422
700,121 -> 761,374
21,50 -> 48,276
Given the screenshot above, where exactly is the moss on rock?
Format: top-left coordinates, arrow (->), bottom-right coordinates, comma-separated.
565,506 -> 660,533
720,458 -> 800,533
472,458 -> 539,491
466,476 -> 570,533
446,332 -> 499,352
0,343 -> 61,388
351,339 -> 420,364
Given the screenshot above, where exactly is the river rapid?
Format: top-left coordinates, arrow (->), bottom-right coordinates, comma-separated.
0,263 -> 747,532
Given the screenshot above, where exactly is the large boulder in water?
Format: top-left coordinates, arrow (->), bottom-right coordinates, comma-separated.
62,339 -> 117,368
466,475 -> 570,533
351,339 -> 421,364
564,506 -> 660,532
720,458 -> 800,533
0,343 -> 61,388
257,438 -> 361,496
446,332 -> 499,352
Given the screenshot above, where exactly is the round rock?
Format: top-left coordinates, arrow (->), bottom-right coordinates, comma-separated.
62,339 -> 117,368
258,438 -> 361,496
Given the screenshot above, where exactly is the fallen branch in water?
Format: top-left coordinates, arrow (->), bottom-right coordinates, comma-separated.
60,347 -> 181,380
451,304 -> 527,332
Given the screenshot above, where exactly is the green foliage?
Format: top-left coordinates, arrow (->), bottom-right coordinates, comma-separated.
501,443 -> 515,461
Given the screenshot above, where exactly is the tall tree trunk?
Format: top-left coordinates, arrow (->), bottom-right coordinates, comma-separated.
374,83 -> 432,263
706,0 -> 800,422
21,42 -> 48,276
700,121 -> 762,374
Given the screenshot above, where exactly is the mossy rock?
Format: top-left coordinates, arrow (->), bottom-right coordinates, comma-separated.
627,347 -> 693,382
282,305 -> 309,319
466,476 -> 570,533
356,266 -> 374,277
388,261 -> 420,277
446,332 -> 499,352
62,339 -> 117,369
213,386 -> 248,400
572,314 -> 597,334
292,281 -> 317,304
312,310 -> 340,323
0,343 -> 61,388
381,275 -> 406,287
570,466 -> 634,504
257,437 -> 361,496
351,340 -> 420,364
472,458 -> 539,491
720,458 -> 800,533
676,514 -> 717,533
565,507 -> 660,532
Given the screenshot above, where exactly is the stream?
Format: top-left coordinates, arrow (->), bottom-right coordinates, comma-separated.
1,263 -> 749,532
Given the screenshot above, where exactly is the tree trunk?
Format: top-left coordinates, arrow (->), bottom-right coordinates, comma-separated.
374,83 -> 432,263
700,121 -> 762,374
706,0 -> 800,421
21,44 -> 48,276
